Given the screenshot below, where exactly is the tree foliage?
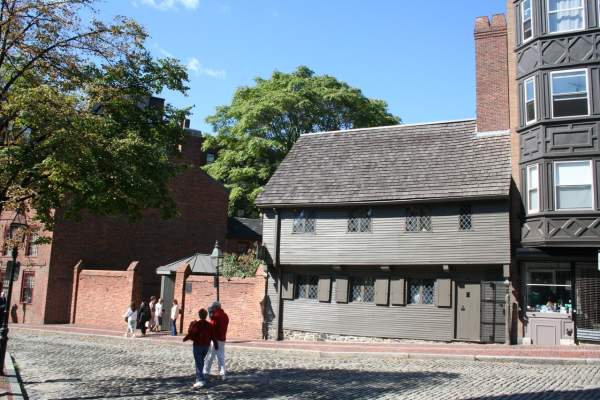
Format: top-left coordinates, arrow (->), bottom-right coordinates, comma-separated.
203,66 -> 400,217
220,246 -> 261,279
0,0 -> 190,229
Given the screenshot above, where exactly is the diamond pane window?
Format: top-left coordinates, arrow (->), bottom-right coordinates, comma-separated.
459,205 -> 472,231
406,207 -> 432,232
351,277 -> 374,303
292,210 -> 316,234
296,275 -> 319,300
348,209 -> 372,233
408,279 -> 435,305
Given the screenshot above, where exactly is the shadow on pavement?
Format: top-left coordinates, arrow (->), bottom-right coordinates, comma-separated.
56,368 -> 459,399
464,388 -> 600,400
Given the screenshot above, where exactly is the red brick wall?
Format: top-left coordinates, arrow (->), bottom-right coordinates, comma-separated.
179,267 -> 267,340
475,14 -> 510,133
43,134 -> 228,324
71,262 -> 142,330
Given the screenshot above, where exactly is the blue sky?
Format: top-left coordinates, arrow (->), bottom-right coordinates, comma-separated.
102,0 -> 507,132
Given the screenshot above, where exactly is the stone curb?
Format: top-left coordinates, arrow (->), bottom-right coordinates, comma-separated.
3,353 -> 25,399
12,326 -> 600,366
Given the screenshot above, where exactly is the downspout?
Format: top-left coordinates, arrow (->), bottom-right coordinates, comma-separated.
274,209 -> 283,340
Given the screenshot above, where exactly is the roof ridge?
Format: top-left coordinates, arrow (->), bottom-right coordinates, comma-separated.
300,118 -> 476,137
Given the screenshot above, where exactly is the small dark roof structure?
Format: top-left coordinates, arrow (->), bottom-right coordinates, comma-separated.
227,217 -> 262,241
255,119 -> 511,207
156,253 -> 216,276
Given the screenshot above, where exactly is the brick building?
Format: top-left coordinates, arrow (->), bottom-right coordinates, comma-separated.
0,127 -> 229,325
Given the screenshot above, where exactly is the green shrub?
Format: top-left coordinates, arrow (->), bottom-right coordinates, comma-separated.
221,247 -> 261,279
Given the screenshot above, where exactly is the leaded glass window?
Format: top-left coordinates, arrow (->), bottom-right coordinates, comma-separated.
292,209 -> 316,234
350,277 -> 374,303
296,275 -> 318,300
406,207 -> 432,232
348,208 -> 372,233
459,205 -> 472,231
408,280 -> 435,305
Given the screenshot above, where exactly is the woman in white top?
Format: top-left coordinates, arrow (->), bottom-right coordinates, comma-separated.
170,299 -> 180,336
154,298 -> 163,332
123,301 -> 138,338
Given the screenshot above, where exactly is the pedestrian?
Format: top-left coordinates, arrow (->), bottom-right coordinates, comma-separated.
183,308 -> 218,389
149,296 -> 157,332
138,300 -> 151,336
123,301 -> 137,338
170,299 -> 180,336
203,301 -> 229,380
0,291 -> 7,324
155,298 -> 163,332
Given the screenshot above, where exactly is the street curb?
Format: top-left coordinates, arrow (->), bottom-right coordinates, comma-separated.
3,353 -> 25,399
12,326 -> 600,366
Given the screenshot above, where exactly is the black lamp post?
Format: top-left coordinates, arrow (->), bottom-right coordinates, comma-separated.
0,212 -> 27,375
211,240 -> 223,301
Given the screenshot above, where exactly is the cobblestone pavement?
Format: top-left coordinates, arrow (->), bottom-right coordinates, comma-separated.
8,329 -> 600,400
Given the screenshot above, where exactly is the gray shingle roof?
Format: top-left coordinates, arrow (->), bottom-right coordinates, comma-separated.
255,119 -> 511,207
156,253 -> 216,275
227,217 -> 263,240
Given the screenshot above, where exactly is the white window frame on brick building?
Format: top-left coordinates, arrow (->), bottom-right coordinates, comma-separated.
550,69 -> 589,118
527,164 -> 540,214
522,0 -> 534,42
524,76 -> 537,124
20,270 -> 34,304
547,0 -> 586,34
554,160 -> 594,211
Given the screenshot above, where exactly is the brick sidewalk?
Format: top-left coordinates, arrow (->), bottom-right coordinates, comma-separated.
1,353 -> 24,400
11,323 -> 600,363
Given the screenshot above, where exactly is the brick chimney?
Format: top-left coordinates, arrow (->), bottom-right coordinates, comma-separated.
475,14 -> 509,133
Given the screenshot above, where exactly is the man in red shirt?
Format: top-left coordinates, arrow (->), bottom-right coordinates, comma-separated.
203,301 -> 229,380
183,308 -> 218,388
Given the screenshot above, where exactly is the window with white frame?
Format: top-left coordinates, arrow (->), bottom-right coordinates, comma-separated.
527,164 -> 540,214
292,209 -> 316,234
522,0 -> 534,41
524,77 -> 537,124
547,0 -> 585,33
554,160 -> 594,210
551,70 -> 588,118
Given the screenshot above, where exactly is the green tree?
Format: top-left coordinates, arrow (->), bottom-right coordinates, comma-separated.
203,66 -> 400,217
0,0 -> 190,230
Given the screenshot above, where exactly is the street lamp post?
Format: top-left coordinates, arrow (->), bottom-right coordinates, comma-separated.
211,240 -> 223,301
0,212 -> 27,375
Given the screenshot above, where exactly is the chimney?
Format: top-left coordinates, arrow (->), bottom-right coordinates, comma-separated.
475,14 -> 509,133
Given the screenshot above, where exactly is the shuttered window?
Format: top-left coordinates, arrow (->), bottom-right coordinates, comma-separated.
408,279 -> 434,305
296,275 -> 318,300
350,277 -> 374,303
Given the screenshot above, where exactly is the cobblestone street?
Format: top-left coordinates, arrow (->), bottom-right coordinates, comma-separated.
7,329 -> 600,400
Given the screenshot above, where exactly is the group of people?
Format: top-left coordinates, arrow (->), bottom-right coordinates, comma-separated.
123,296 -> 165,338
122,297 -> 230,389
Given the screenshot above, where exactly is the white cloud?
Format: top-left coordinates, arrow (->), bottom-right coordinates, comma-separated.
187,57 -> 226,79
139,0 -> 199,11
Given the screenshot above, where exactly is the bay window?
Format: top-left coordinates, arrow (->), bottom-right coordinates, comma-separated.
547,0 -> 585,33
522,0 -> 533,41
551,70 -> 589,118
527,164 -> 540,214
524,77 -> 537,124
554,160 -> 593,210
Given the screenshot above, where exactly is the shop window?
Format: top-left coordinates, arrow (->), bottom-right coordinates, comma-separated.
348,208 -> 372,233
554,160 -> 593,210
526,268 -> 572,313
406,207 -> 432,232
547,0 -> 585,33
408,279 -> 434,305
522,0 -> 533,41
350,277 -> 374,303
296,275 -> 318,300
20,271 -> 34,304
551,70 -> 589,118
292,209 -> 316,234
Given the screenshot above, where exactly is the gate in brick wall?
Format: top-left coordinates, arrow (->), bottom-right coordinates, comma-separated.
480,281 -> 508,343
575,263 -> 600,342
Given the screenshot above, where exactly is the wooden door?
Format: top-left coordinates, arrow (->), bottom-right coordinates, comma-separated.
456,282 -> 481,341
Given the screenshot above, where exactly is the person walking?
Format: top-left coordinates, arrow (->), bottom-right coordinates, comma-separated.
149,296 -> 157,332
203,301 -> 229,380
183,308 -> 218,389
155,298 -> 163,332
123,301 -> 137,338
138,301 -> 151,336
170,299 -> 180,336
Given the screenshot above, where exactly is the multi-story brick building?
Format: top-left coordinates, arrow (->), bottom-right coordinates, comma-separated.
509,0 -> 600,345
0,124 -> 229,325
